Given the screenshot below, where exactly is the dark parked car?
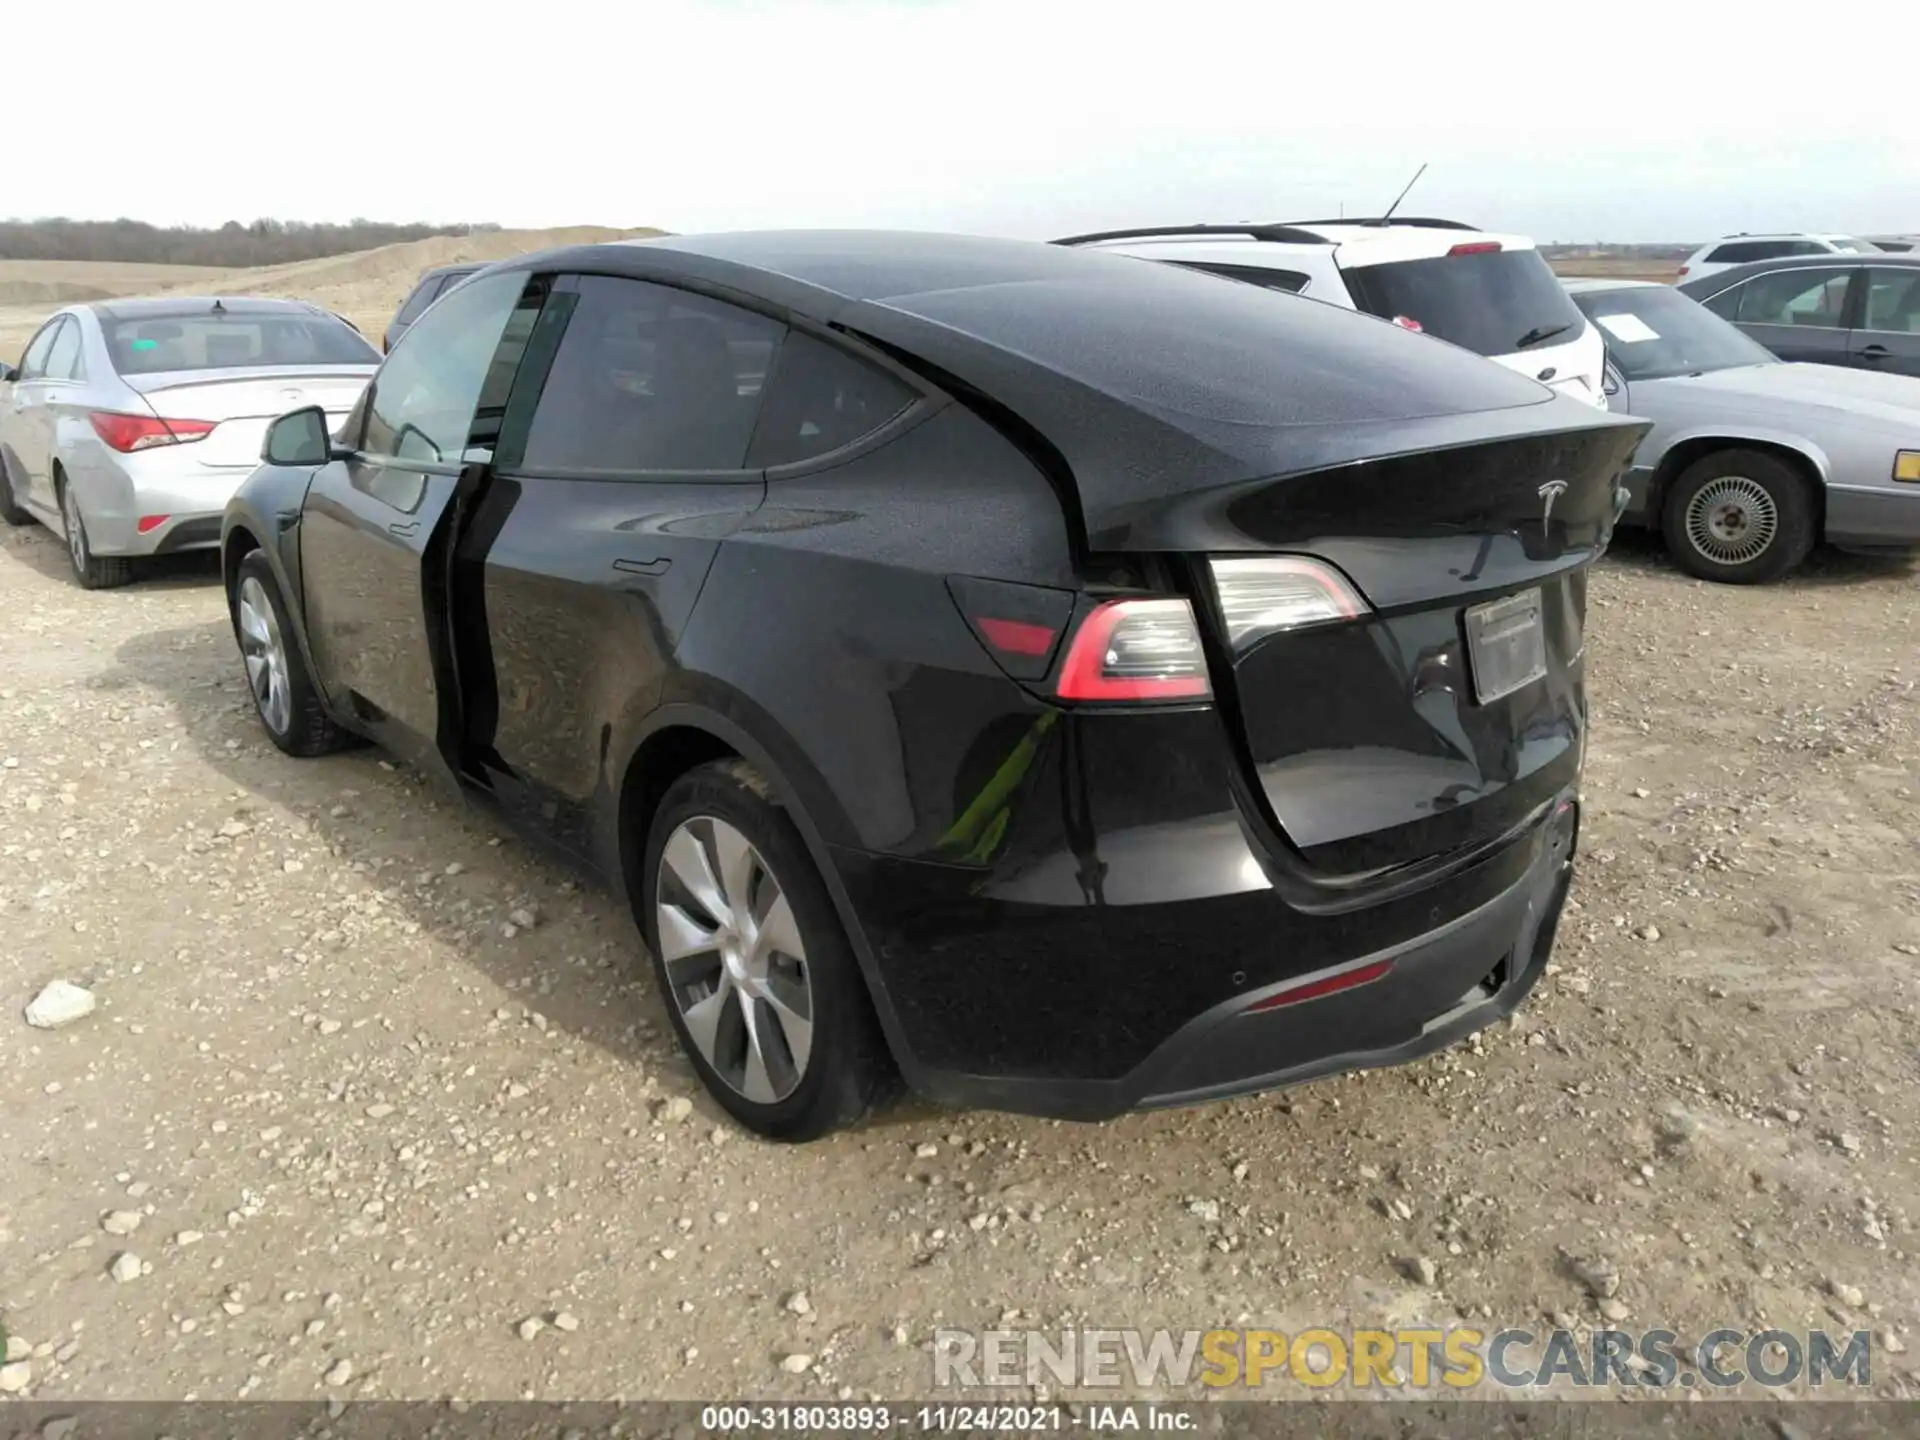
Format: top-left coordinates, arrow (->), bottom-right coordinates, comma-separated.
1677,254 -> 1920,379
221,231 -> 1645,1140
381,263 -> 484,352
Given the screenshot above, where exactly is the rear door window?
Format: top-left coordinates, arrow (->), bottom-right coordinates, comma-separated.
1863,269 -> 1920,333
17,319 -> 62,379
44,319 -> 84,380
746,330 -> 915,468
1710,267 -> 1854,328
517,275 -> 784,474
1340,247 -> 1586,357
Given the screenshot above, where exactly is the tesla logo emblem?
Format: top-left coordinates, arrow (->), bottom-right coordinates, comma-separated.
1536,366 -> 1557,382
1538,479 -> 1568,528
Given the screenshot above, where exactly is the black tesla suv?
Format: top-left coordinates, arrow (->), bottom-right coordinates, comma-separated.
221,230 -> 1647,1140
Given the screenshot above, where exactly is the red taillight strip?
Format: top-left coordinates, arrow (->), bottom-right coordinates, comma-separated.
1241,958 -> 1394,1014
975,616 -> 1057,657
1447,241 -> 1502,256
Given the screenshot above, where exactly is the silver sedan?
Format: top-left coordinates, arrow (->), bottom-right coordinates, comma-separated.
0,297 -> 376,588
1568,279 -> 1920,583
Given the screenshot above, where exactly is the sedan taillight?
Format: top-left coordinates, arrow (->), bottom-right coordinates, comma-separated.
88,411 -> 216,453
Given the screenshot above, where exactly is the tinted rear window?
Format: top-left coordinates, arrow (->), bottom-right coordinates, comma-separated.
746,330 -> 915,468
109,311 -> 377,374
1341,248 -> 1586,358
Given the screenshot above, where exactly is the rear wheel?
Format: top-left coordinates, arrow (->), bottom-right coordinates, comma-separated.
0,454 -> 33,527
59,475 -> 134,589
641,760 -> 894,1141
1661,449 -> 1815,585
230,550 -> 351,756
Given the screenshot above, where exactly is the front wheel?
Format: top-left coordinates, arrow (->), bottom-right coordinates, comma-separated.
641,760 -> 895,1141
1661,449 -> 1816,585
229,550 -> 351,756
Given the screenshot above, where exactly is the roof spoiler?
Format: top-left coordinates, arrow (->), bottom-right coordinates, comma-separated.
1052,223 -> 1330,247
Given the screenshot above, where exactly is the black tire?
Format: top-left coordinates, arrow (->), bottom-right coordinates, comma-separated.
0,453 -> 33,527
229,549 -> 352,757
58,474 -> 134,589
640,759 -> 895,1141
1660,449 -> 1816,585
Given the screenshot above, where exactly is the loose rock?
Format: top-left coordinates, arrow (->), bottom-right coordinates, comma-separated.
108,1252 -> 142,1283
24,980 -> 96,1030
781,1353 -> 814,1374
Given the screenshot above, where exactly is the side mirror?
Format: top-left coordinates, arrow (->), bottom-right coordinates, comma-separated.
262,405 -> 331,466
0,363 -> 17,384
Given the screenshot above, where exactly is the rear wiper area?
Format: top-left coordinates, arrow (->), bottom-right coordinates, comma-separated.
1516,322 -> 1574,350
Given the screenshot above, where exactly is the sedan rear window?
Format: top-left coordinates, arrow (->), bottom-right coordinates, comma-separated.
108,311 -> 378,375
1341,247 -> 1587,359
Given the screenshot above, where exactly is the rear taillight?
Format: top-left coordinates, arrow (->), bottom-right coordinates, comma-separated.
1447,241 -> 1502,256
1676,265 -> 1690,277
1055,598 -> 1210,702
1209,556 -> 1370,652
88,412 -> 216,453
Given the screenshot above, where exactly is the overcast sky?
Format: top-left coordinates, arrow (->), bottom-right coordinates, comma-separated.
11,0 -> 1915,243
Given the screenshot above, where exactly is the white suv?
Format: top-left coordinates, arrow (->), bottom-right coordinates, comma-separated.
1678,233 -> 1881,284
1056,218 -> 1607,407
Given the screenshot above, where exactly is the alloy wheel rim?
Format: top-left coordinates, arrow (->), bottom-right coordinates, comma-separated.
236,576 -> 293,735
655,815 -> 814,1105
1684,476 -> 1777,566
63,487 -> 87,571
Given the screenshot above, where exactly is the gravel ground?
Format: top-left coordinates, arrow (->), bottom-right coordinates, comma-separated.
2,517 -> 1917,1404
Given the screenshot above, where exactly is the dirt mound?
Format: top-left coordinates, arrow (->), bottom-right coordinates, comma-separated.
151,225 -> 670,339
0,279 -> 121,305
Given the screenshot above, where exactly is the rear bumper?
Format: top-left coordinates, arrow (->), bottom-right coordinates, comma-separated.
837,788 -> 1579,1122
1825,482 -> 1920,555
61,438 -> 253,557
1134,799 -> 1573,1111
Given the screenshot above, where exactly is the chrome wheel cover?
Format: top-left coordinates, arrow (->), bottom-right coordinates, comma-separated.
1685,476 -> 1778,566
236,576 -> 292,735
655,816 -> 814,1105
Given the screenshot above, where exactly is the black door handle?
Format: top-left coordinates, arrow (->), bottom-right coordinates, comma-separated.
1859,344 -> 1891,359
612,557 -> 671,577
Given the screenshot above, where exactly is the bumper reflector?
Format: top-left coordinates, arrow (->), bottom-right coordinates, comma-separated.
1242,958 -> 1395,1014
1893,451 -> 1920,483
136,515 -> 170,534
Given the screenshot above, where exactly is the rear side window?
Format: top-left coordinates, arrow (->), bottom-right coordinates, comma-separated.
1341,247 -> 1586,358
1170,261 -> 1312,295
746,330 -> 914,468
108,311 -> 376,374
518,275 -> 783,474
363,270 -> 530,463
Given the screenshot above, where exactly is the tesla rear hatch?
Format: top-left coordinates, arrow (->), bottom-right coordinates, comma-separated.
855,253 -> 1648,884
